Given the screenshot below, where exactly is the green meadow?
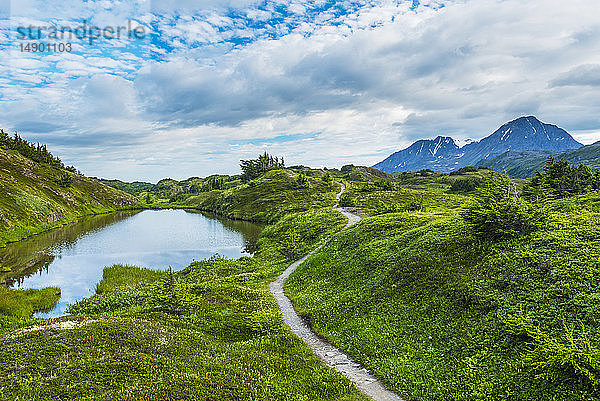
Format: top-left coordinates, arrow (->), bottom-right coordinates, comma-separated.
2,144 -> 600,400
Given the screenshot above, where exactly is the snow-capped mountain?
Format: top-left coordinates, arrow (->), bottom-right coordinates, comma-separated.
372,136 -> 465,173
372,116 -> 583,173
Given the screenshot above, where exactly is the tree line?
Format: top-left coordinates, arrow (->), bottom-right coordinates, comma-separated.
240,152 -> 285,182
524,156 -> 600,201
463,157 -> 600,240
0,129 -> 78,173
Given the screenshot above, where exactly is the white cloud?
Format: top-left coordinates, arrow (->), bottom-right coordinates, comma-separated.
1,0 -> 600,181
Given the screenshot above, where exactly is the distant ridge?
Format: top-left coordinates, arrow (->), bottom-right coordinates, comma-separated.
373,116 -> 583,173
478,141 -> 600,178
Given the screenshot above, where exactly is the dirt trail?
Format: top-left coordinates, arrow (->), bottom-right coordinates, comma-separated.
269,183 -> 404,401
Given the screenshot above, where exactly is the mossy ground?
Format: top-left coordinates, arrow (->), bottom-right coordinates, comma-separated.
287,193 -> 600,400
0,208 -> 367,400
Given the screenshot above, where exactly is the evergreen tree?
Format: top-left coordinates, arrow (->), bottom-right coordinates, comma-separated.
240,152 -> 285,182
524,156 -> 597,199
462,173 -> 544,240
0,129 -> 66,169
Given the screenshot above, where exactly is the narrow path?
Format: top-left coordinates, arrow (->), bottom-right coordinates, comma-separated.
269,183 -> 404,401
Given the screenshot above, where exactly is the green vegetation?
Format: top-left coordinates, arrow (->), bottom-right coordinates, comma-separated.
287,185 -> 600,400
99,163 -> 394,208
462,173 -> 545,240
95,264 -> 165,294
183,169 -> 340,223
99,175 -> 243,205
241,152 -> 285,182
339,165 -> 394,182
4,140 -> 600,400
525,157 -> 600,200
0,286 -> 60,319
96,178 -> 155,196
0,145 -> 139,247
338,179 -> 468,216
0,208 -> 366,400
0,129 -> 75,171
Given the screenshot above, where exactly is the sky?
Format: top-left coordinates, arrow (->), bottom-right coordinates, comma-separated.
1,0 -> 600,182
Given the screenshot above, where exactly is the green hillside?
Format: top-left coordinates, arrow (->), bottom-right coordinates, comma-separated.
0,147 -> 139,247
99,164 -> 389,210
478,141 -> 600,178
182,169 -> 340,223
4,148 -> 600,399
287,187 -> 600,400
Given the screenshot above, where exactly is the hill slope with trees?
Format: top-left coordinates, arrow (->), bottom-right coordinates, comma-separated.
0,131 -> 139,247
5,148 -> 600,399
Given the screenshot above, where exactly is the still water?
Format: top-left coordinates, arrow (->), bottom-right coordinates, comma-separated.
0,210 -> 264,318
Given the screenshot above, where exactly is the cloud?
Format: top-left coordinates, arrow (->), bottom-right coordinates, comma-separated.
550,64 -> 600,87
1,0 -> 600,181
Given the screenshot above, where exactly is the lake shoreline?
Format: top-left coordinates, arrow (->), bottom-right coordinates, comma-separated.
1,209 -> 264,318
0,206 -> 146,250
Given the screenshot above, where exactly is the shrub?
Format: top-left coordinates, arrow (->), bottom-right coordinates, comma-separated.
450,177 -> 482,193
449,166 -> 478,176
462,174 -> 544,240
295,173 -> 310,188
374,196 -> 423,215
338,193 -> 357,207
321,172 -> 332,183
55,172 -> 73,188
505,309 -> 600,386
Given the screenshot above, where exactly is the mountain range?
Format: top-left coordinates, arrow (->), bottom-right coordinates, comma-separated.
373,116 -> 585,175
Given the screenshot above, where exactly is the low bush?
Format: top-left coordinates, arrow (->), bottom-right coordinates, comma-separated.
449,177 -> 482,193
505,309 -> 600,386
462,174 -> 544,240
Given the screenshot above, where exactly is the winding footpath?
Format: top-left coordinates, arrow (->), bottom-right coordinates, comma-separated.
269,183 -> 404,401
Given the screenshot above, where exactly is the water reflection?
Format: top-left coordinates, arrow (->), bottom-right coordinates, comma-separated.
0,210 -> 264,317
198,211 -> 264,254
1,212 -> 138,287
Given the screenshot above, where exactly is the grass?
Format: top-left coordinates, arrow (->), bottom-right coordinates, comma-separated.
339,180 -> 469,216
286,194 -> 600,400
0,148 -> 139,247
5,155 -> 600,400
0,286 -> 60,318
95,264 -> 166,294
183,169 -> 340,223
0,208 -> 365,400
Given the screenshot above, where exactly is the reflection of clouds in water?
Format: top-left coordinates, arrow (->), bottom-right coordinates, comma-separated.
2,210 -> 262,318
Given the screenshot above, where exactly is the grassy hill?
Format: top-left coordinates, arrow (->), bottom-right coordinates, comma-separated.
182,169 -> 340,223
287,191 -> 600,400
4,148 -> 600,399
0,147 -> 139,247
